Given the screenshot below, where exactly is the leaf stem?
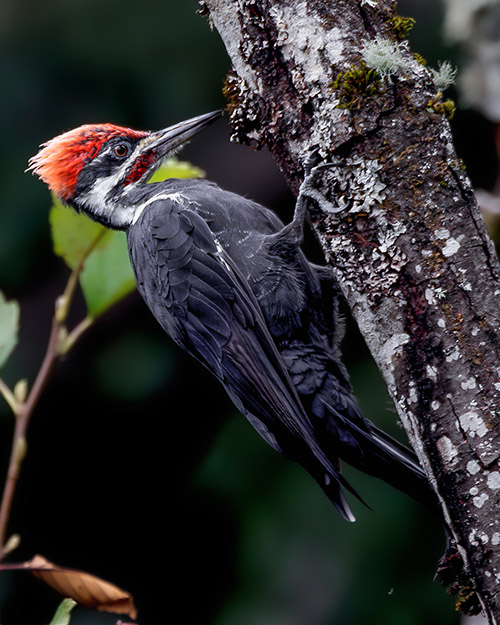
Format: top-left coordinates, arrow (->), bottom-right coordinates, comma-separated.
0,378 -> 19,416
57,230 -> 106,324
59,316 -> 94,355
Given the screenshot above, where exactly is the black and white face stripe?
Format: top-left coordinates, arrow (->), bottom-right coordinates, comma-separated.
73,136 -> 155,228
71,111 -> 223,230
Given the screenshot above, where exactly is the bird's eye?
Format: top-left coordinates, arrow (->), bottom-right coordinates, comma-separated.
114,144 -> 129,158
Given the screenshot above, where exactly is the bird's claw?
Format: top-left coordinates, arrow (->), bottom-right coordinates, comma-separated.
303,145 -> 323,177
277,147 -> 338,246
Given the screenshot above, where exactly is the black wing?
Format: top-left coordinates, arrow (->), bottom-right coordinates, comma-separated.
128,196 -> 360,520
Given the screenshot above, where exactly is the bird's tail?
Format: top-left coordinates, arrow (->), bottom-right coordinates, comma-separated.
341,420 -> 439,514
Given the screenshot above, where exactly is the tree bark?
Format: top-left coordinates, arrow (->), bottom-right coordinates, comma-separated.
201,0 -> 500,621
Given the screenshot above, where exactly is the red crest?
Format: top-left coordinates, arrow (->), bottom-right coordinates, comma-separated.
28,124 -> 148,200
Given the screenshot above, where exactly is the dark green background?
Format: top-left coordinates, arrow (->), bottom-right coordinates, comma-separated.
0,1 -> 496,624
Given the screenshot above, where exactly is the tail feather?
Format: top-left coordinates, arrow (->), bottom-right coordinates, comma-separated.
341,420 -> 438,513
302,453 -> 373,523
322,477 -> 357,522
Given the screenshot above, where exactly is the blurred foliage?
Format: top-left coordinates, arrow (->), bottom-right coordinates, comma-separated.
49,599 -> 76,625
0,292 -> 19,370
0,0 -> 495,624
92,330 -> 176,401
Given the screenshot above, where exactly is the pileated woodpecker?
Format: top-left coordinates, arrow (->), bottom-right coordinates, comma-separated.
28,111 -> 437,521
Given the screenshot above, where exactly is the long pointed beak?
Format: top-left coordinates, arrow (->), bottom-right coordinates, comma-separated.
148,110 -> 223,156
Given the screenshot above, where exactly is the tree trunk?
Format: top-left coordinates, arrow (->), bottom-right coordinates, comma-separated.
201,0 -> 500,621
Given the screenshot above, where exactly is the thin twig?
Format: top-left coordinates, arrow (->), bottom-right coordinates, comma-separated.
0,315 -> 61,556
0,230 -> 105,559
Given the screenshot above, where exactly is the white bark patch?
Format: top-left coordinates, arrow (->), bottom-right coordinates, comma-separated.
435,228 -> 450,239
434,228 -> 461,257
269,3 -> 344,91
459,411 -> 488,438
425,288 -> 435,305
442,237 -> 461,257
467,460 -> 481,475
424,287 -> 446,305
461,377 -> 477,390
436,436 -> 458,466
377,217 -> 407,252
469,529 -> 479,546
446,347 -> 460,362
427,365 -> 438,381
209,4 -> 258,91
473,492 -> 489,508
487,471 -> 500,491
378,333 -> 409,373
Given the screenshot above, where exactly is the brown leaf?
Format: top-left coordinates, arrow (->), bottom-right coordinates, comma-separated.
0,554 -> 137,620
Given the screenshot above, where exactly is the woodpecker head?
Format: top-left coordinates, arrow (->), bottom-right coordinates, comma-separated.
28,110 -> 222,229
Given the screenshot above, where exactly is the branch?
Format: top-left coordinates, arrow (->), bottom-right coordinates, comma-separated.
0,233 -> 101,558
203,0 -> 500,621
0,314 -> 61,556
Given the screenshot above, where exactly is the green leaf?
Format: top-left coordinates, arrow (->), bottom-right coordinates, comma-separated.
148,157 -> 205,183
48,598 -> 77,625
49,195 -> 104,271
0,290 -> 20,369
79,229 -> 136,317
49,196 -> 135,318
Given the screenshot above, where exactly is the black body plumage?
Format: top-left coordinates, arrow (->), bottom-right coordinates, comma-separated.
127,178 -> 434,520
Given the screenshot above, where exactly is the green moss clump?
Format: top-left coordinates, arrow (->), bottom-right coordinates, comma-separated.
331,61 -> 382,111
413,52 -> 427,66
428,96 -> 456,120
390,14 -> 416,40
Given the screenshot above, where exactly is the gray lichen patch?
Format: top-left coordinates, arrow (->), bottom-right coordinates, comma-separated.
269,2 -> 346,97
222,71 -> 263,145
320,155 -> 387,214
309,154 -> 412,302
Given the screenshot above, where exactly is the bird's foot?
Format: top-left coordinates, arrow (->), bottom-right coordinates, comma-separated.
287,147 -> 338,244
